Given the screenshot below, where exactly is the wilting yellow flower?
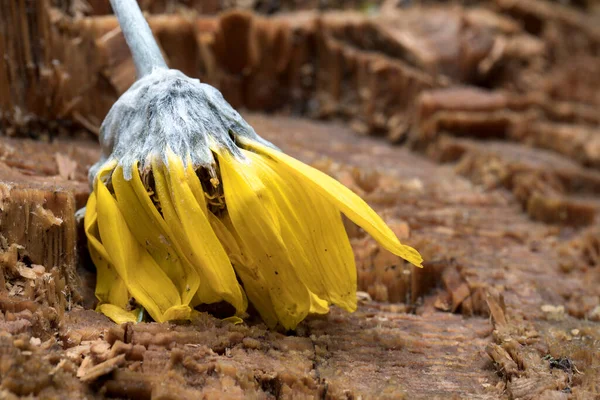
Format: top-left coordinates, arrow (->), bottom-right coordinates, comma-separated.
86,0 -> 422,330
85,134 -> 422,329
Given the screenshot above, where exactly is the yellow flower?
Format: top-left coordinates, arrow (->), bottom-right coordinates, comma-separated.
85,135 -> 423,329
86,0 -> 423,329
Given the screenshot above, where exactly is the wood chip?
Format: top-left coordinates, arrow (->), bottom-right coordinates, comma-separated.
78,354 -> 126,382
486,343 -> 519,379
486,289 -> 507,328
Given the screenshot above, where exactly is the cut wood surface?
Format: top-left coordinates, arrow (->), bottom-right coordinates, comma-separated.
1,115 -> 599,399
1,0 -> 600,398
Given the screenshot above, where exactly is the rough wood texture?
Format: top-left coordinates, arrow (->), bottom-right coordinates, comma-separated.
1,0 -> 600,398
4,1 -> 600,157
0,184 -> 77,281
0,137 -> 97,337
2,114 -> 599,399
0,0 -> 103,136
62,0 -> 389,16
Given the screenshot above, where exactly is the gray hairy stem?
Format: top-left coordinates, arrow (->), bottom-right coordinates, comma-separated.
109,0 -> 167,78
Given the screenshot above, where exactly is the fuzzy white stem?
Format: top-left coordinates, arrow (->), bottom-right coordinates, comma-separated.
109,0 -> 167,78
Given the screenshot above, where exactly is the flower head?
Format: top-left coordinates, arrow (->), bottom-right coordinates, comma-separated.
86,0 -> 423,329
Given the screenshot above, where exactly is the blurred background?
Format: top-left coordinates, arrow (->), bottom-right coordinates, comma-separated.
3,0 -> 600,142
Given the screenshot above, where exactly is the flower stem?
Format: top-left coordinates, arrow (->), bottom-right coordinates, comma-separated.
109,0 -> 167,78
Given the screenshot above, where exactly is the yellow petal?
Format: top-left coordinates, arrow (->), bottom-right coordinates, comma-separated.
95,174 -> 190,323
112,164 -> 200,306
222,316 -> 244,325
84,191 -> 110,263
207,212 -> 243,262
84,162 -> 116,269
309,292 -> 330,315
92,160 -> 117,192
161,151 -> 246,313
241,138 -> 423,267
185,160 -> 208,215
152,156 -> 218,307
208,212 -> 279,327
246,151 -> 357,312
130,160 -> 204,301
163,305 -> 195,321
84,191 -> 129,308
218,149 -> 310,330
96,304 -> 139,324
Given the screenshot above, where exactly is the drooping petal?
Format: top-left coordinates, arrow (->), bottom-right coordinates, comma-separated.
185,161 -> 209,215
245,151 -> 357,312
84,191 -> 129,309
208,212 -> 279,328
97,304 -> 139,324
165,152 -> 246,313
241,138 -> 423,267
209,211 -> 331,324
151,157 -> 218,307
309,292 -> 330,315
85,162 -> 130,311
152,152 -> 246,313
218,149 -> 311,330
112,164 -> 200,306
95,173 -> 190,323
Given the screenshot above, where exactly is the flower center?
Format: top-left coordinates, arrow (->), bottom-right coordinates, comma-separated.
198,167 -> 226,216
